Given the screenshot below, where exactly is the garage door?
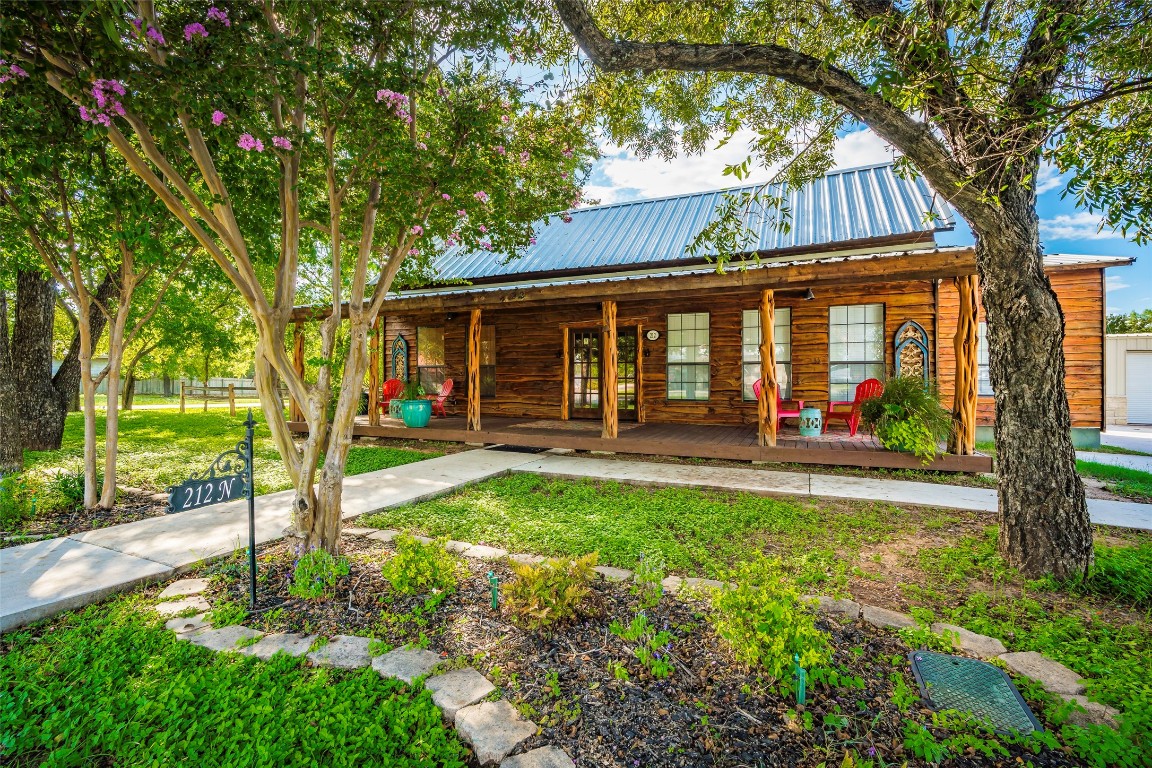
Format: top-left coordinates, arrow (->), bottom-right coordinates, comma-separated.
1128,352 -> 1152,424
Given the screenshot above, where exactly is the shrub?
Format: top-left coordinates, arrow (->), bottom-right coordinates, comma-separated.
711,554 -> 832,688
859,376 -> 951,462
0,473 -> 37,530
289,548 -> 351,599
50,469 -> 100,509
401,380 -> 425,400
609,613 -> 675,679
504,553 -> 597,630
381,535 -> 457,596
631,551 -> 666,610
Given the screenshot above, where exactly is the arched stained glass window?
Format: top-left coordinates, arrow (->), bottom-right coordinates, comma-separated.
391,335 -> 408,381
894,320 -> 930,383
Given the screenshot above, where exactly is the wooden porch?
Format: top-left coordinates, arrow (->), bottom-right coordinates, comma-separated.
295,415 -> 992,473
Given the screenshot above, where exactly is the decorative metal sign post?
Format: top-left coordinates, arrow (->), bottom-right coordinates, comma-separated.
167,409 -> 258,608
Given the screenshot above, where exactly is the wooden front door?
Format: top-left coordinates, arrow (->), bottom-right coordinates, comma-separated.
568,327 -> 638,421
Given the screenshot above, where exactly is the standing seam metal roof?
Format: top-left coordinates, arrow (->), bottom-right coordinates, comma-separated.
430,162 -> 954,283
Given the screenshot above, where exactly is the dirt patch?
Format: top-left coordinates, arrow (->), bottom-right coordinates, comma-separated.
1,488 -> 168,547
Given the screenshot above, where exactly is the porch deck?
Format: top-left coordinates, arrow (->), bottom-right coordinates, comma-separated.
301,415 -> 993,473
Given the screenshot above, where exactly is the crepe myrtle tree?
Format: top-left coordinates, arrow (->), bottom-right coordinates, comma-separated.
5,1 -> 594,552
551,0 -> 1152,580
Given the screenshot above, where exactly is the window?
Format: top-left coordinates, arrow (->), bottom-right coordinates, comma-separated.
829,304 -> 885,402
479,325 -> 496,398
741,308 -> 792,400
666,312 -> 710,400
977,322 -> 993,395
416,327 -> 446,392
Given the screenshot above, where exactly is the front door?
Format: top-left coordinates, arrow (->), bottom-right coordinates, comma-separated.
568,327 -> 638,421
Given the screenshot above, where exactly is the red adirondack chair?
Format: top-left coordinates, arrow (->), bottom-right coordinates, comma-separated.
376,378 -> 404,417
425,378 -> 454,417
824,378 -> 883,437
753,379 -> 805,431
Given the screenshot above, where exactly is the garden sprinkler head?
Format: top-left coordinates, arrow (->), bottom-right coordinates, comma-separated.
793,653 -> 808,706
487,570 -> 498,611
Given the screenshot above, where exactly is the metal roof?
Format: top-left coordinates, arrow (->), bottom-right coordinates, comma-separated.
430,162 -> 955,283
1041,253 -> 1135,268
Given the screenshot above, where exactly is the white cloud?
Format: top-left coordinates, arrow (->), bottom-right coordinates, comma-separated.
1039,212 -> 1122,241
1035,162 -> 1064,195
1106,275 -> 1130,291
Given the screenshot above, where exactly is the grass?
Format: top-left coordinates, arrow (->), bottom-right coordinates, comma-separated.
0,596 -> 465,767
1088,444 -> 1152,458
1077,460 -> 1152,501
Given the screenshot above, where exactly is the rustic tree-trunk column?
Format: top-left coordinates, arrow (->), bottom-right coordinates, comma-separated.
291,323 -> 305,422
368,317 -> 380,427
0,291 -> 22,475
758,289 -> 778,447
949,274 -> 979,455
602,300 -> 618,439
560,329 -> 570,420
467,309 -> 482,431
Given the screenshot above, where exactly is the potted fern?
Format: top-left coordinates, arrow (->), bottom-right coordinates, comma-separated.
398,380 -> 431,428
859,376 -> 951,463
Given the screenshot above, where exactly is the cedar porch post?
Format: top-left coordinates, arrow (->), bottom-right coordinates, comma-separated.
758,289 -> 779,447
368,317 -> 380,426
467,309 -> 482,431
949,274 -> 979,455
290,323 -> 305,422
602,300 -> 618,439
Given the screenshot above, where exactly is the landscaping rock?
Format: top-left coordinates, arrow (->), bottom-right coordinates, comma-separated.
661,575 -> 683,593
501,746 -> 575,768
341,526 -> 379,537
999,651 -> 1086,695
166,613 -> 211,635
455,700 -> 538,766
804,595 -> 861,619
157,578 -> 209,600
153,595 -> 211,616
425,668 -> 496,721
240,632 -> 316,660
373,647 -> 442,684
593,566 -> 633,582
683,577 -> 725,591
1061,694 -> 1120,729
507,553 -> 545,566
307,634 -> 373,669
188,625 -> 264,652
444,540 -> 473,554
367,529 -> 400,543
931,623 -> 1007,659
463,544 -> 509,560
860,604 -> 917,630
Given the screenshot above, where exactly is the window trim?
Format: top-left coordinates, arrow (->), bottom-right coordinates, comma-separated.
665,312 -> 711,402
415,326 -> 446,392
472,325 -> 496,399
977,321 -> 993,396
741,307 -> 793,401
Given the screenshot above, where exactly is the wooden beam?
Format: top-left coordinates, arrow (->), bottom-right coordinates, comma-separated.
291,323 -> 305,422
758,289 -> 779,447
949,274 -> 979,455
560,328 -> 570,420
636,324 -> 645,424
368,317 -> 380,427
602,300 -> 618,439
467,309 -> 482,431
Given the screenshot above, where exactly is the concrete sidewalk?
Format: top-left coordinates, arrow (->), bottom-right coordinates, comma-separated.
0,449 -> 533,632
512,454 -> 1152,531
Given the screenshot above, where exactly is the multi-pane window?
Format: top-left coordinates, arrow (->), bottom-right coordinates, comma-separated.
741,308 -> 792,400
977,322 -> 993,395
829,304 -> 885,402
479,325 -> 496,398
667,312 -> 710,400
416,326 -> 446,392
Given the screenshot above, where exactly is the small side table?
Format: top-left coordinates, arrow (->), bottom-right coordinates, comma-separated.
798,407 -> 823,437
388,399 -> 403,419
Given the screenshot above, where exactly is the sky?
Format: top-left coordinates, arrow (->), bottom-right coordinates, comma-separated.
583,127 -> 1150,315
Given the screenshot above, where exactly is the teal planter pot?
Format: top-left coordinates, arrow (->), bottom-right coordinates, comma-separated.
400,399 -> 432,428
798,407 -> 823,437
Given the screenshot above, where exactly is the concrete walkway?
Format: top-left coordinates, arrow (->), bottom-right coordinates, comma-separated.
0,449 -> 532,632
512,454 -> 1152,531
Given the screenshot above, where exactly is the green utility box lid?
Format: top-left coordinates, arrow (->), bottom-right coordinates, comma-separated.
909,651 -> 1043,735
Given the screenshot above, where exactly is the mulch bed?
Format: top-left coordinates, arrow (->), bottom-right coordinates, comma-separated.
198,536 -> 1085,768
1,488 -> 167,548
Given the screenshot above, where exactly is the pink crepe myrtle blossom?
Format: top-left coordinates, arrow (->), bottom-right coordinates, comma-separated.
410,225 -> 424,236
473,191 -> 490,203
272,136 -> 292,150
501,115 -> 509,123
456,209 -> 467,217
442,193 -> 452,200
417,142 -> 427,151
408,248 -> 420,256
237,133 -> 264,152
436,87 -> 448,97
560,172 -> 568,180
206,7 -> 231,26
561,213 -> 573,224
529,236 -> 537,245
519,150 -> 530,166
478,225 -> 488,233
562,148 -> 574,158
146,25 -> 166,45
4,63 -> 28,79
184,23 -> 208,42
131,18 -> 143,32
495,146 -> 505,155
212,110 -> 227,126
479,240 -> 492,251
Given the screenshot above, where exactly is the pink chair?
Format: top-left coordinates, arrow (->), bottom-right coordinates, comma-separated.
377,378 -> 404,417
425,378 -> 454,417
753,379 -> 805,431
824,378 -> 883,437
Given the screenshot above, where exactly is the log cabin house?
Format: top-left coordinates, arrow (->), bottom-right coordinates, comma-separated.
289,163 -> 1133,473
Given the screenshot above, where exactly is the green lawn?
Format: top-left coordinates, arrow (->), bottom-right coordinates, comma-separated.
0,597 -> 465,767
1077,460 -> 1152,501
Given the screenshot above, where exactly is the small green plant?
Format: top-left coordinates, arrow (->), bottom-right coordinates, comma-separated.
381,535 -> 457,596
0,473 -> 37,529
503,553 -> 597,631
235,634 -> 262,649
710,554 -> 833,689
545,670 -> 562,698
609,613 -> 675,679
401,380 -> 425,400
607,660 -> 630,682
308,636 -> 330,652
898,608 -> 957,652
367,639 -> 394,656
859,376 -> 951,462
1069,541 -> 1152,608
631,551 -> 666,610
50,469 -> 103,510
208,601 -> 247,628
289,548 -> 351,599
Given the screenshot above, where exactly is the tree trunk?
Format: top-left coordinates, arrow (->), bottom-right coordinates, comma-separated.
0,291 -> 22,475
13,271 -> 65,451
973,188 -> 1091,581
163,373 -> 172,397
55,274 -> 118,417
123,367 -> 136,410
